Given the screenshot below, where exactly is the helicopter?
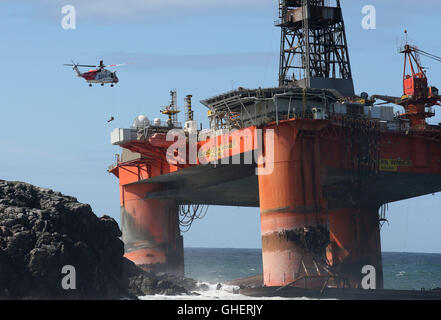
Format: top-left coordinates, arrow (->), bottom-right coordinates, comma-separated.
64,60 -> 125,87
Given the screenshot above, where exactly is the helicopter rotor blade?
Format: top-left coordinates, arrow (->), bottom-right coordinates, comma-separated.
106,64 -> 125,68
105,62 -> 134,68
64,60 -> 77,67
64,61 -> 133,68
64,64 -> 97,68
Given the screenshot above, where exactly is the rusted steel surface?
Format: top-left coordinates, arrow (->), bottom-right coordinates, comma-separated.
328,208 -> 383,289
259,122 -> 384,289
259,122 -> 329,287
120,183 -> 184,276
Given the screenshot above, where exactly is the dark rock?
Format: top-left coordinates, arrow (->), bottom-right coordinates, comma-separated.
0,180 -> 194,300
198,283 -> 210,291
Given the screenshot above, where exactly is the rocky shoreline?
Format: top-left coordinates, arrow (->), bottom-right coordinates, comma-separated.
0,180 -> 198,299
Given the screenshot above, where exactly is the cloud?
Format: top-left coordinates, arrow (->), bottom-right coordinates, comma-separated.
68,0 -> 270,16
2,0 -> 273,24
2,0 -> 441,27
104,51 -> 278,70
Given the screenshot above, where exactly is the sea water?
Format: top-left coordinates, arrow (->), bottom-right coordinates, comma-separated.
139,248 -> 441,300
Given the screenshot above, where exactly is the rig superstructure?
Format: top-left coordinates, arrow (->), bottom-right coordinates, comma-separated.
109,0 -> 441,289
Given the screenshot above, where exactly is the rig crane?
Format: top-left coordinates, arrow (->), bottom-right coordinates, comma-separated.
374,33 -> 441,129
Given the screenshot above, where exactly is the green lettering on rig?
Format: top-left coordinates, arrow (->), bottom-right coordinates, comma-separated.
204,140 -> 237,161
380,159 -> 412,172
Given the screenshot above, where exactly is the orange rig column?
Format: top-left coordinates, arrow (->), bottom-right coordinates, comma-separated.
258,121 -> 384,289
328,208 -> 383,289
120,183 -> 184,276
258,122 -> 329,288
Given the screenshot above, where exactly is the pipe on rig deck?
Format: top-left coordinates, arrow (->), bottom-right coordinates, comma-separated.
120,183 -> 184,276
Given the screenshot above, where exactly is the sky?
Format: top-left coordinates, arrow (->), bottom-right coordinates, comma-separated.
0,0 -> 441,253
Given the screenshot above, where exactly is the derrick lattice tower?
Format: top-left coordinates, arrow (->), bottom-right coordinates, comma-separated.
277,0 -> 354,95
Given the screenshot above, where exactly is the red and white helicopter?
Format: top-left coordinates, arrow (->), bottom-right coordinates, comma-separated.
64,60 -> 125,87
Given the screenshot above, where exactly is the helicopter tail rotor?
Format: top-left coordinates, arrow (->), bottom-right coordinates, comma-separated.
64,61 -> 83,77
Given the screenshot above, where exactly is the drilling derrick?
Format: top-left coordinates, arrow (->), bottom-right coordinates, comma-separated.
277,0 -> 354,95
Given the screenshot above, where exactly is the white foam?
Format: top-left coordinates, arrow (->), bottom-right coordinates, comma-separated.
139,282 -> 317,300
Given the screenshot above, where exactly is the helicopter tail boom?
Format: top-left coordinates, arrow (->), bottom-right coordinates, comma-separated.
72,64 -> 82,77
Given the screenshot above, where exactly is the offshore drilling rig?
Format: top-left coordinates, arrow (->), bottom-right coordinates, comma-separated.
109,0 -> 441,290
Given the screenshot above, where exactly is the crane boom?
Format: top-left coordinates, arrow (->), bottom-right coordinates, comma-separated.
374,34 -> 441,130
412,47 -> 441,63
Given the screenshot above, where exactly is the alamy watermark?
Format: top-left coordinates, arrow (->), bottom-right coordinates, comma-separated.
361,265 -> 376,290
361,5 -> 376,30
61,5 -> 76,30
61,265 -> 76,290
165,128 -> 275,176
